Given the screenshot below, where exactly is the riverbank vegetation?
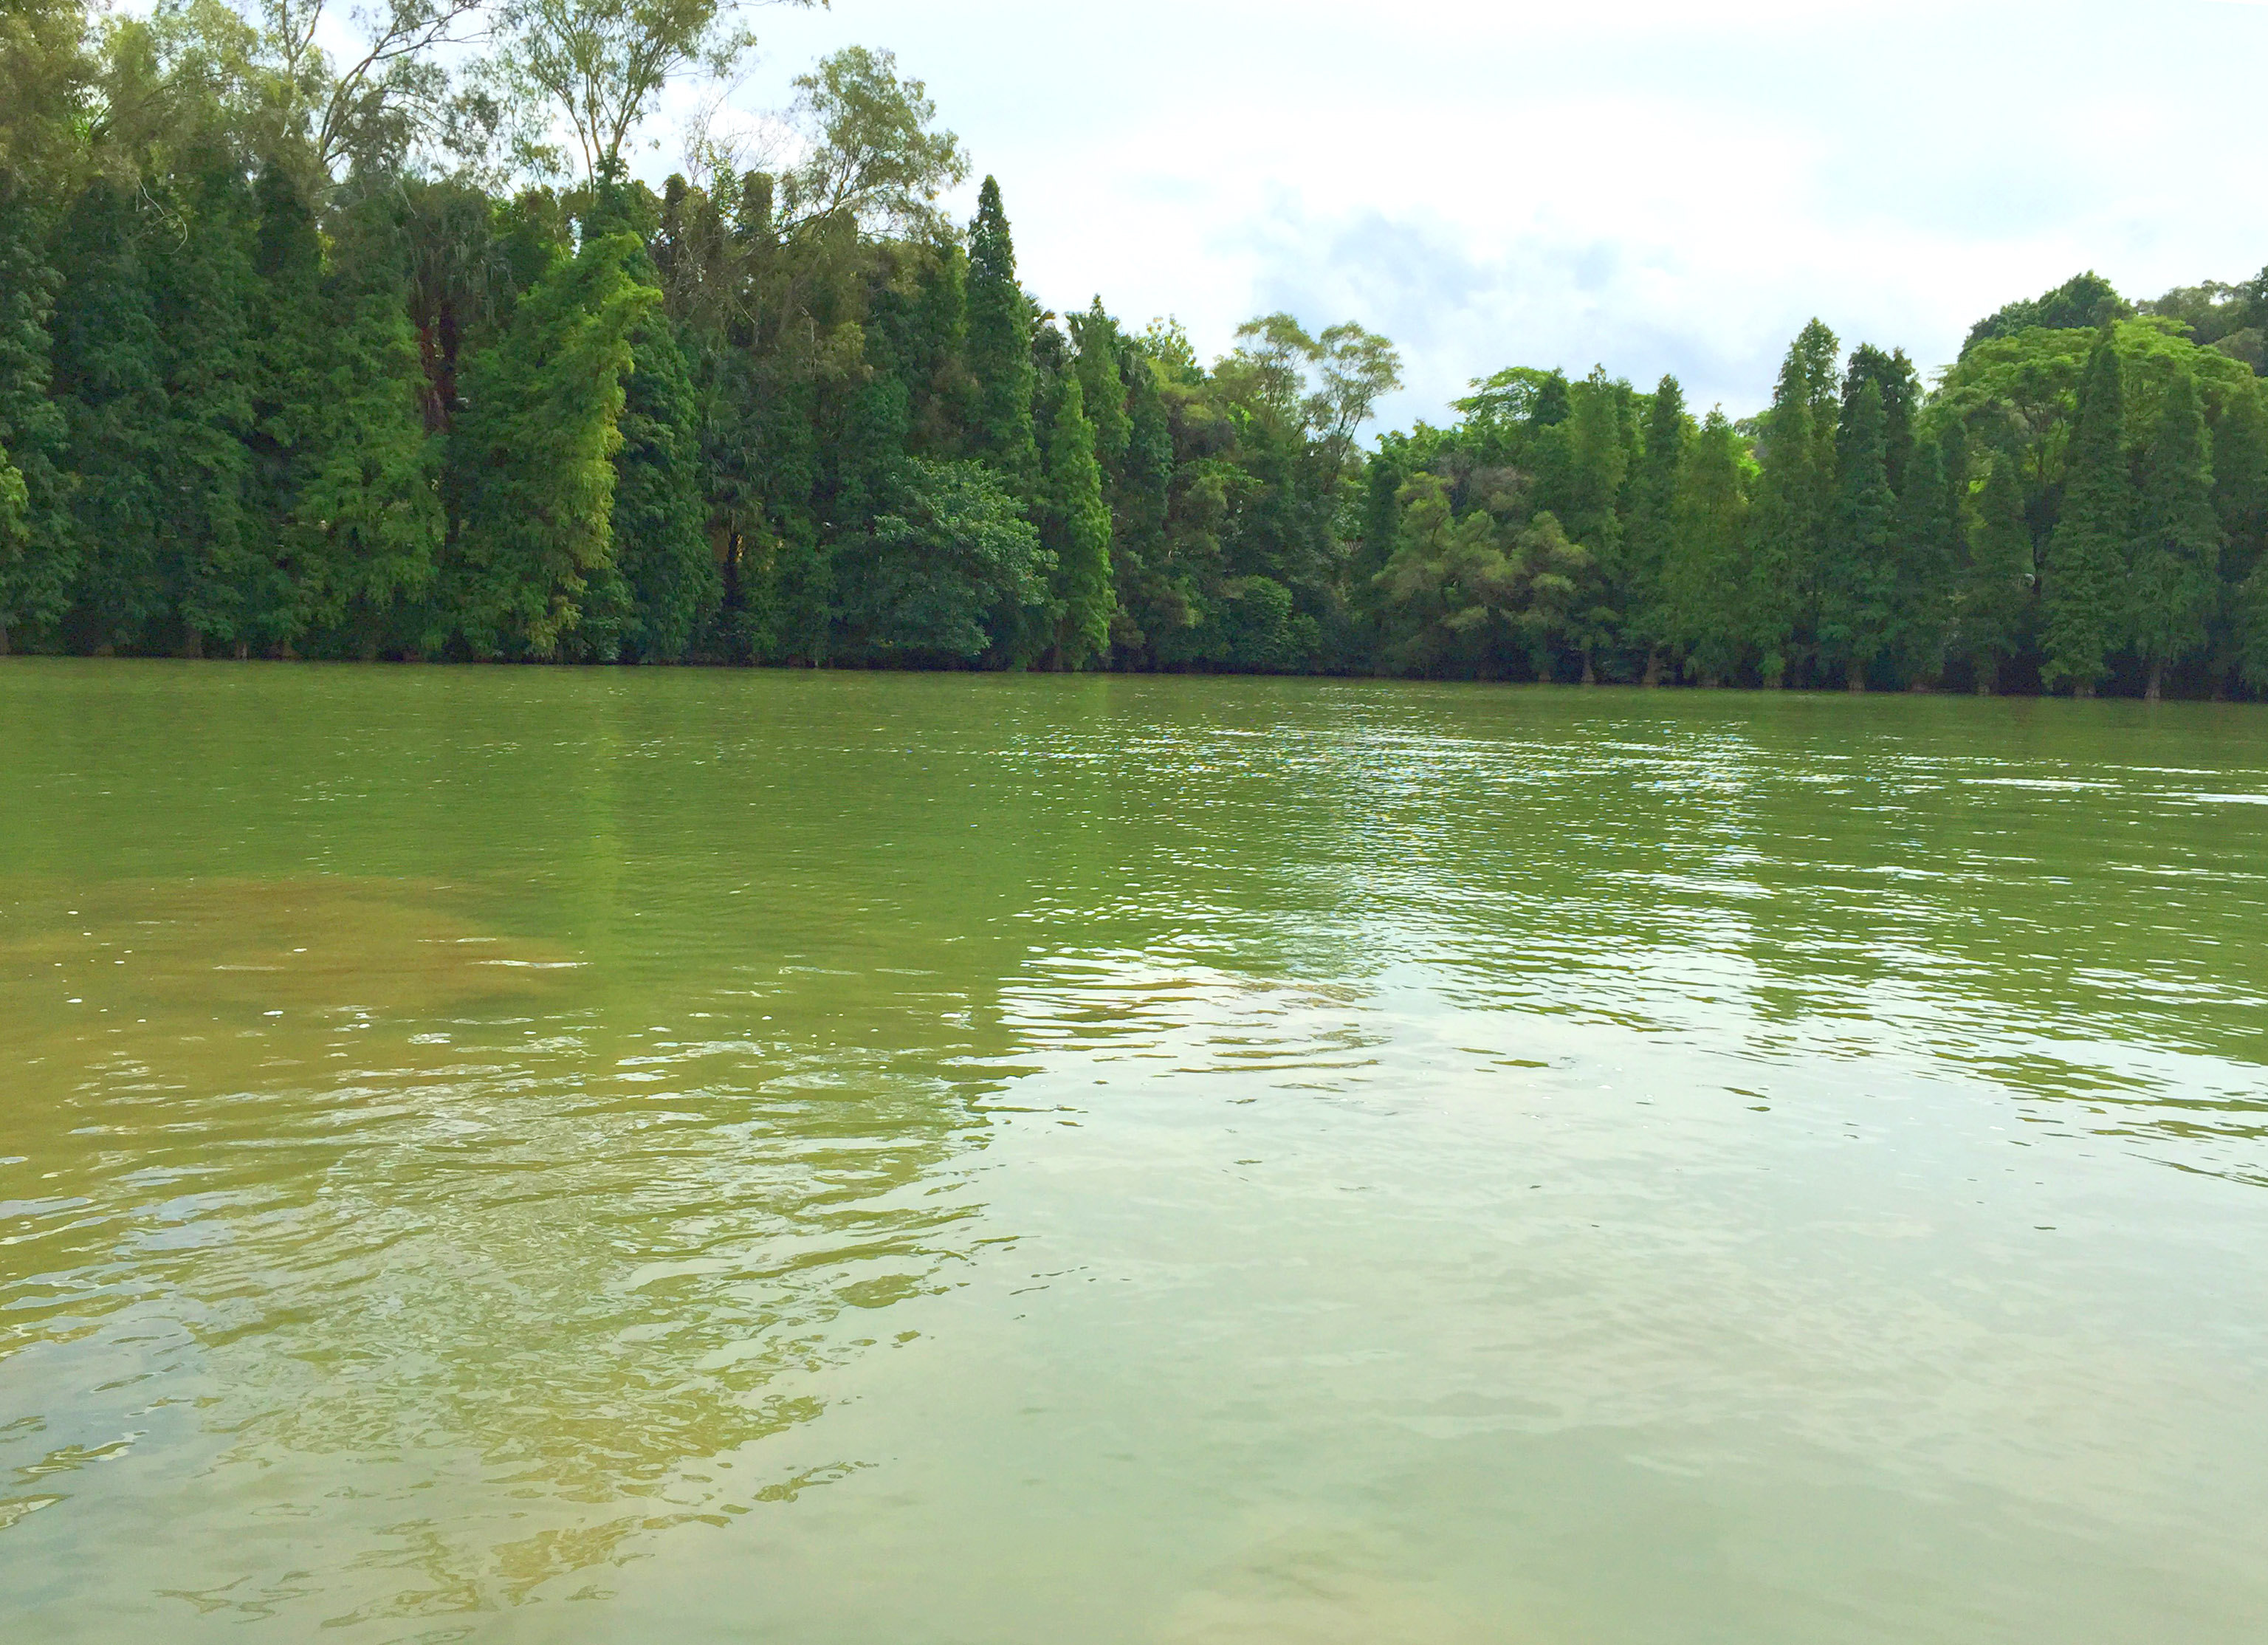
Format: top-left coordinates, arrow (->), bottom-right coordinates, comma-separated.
5,1 -> 2268,697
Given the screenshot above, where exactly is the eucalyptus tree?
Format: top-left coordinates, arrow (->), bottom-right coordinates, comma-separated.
495,0 -> 819,180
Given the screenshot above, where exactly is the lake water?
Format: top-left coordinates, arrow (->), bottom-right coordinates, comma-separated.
4,660 -> 2267,1643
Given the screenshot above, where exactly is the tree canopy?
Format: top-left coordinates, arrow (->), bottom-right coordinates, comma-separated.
7,1 -> 2268,698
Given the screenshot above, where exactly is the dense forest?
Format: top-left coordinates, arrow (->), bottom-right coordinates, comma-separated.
5,1 -> 2268,697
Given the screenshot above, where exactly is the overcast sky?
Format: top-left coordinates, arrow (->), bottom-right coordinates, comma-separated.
659,1 -> 2267,429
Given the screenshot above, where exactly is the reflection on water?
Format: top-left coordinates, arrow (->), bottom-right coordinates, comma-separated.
4,662 -> 2268,1641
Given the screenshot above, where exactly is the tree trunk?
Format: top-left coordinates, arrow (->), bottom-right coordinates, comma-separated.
234,640 -> 250,661
2145,661 -> 2163,703
1579,653 -> 1596,686
1976,659 -> 1996,697
1640,651 -> 1663,687
1847,667 -> 1867,693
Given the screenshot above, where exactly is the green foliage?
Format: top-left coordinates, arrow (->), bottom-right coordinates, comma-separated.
965,176 -> 1036,489
1375,472 -> 1522,676
51,176 -> 169,651
1889,431 -> 1953,685
0,167 -> 74,648
1965,271 -> 2131,356
2126,368 -> 2221,696
15,5 -> 2268,701
1662,409 -> 1748,684
1071,299 -> 1130,469
1045,371 -> 1114,669
1819,379 -> 1896,687
2042,336 -> 2131,696
836,459 -> 1046,662
593,175 -> 716,663
444,229 -> 653,658
1747,320 -> 1838,684
294,225 -> 444,655
1624,374 -> 1687,670
1960,453 -> 2035,692
151,160 -> 266,654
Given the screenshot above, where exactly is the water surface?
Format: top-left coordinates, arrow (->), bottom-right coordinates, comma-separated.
4,661 -> 2267,1642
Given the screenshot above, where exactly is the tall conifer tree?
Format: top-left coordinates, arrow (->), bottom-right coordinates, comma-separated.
299,194 -> 444,656
51,177 -> 169,652
966,177 -> 1037,489
2209,385 -> 2268,696
1962,453 -> 2035,694
2127,368 -> 2221,701
247,164 -> 327,650
151,163 -> 263,655
1748,322 -> 1838,685
1071,298 -> 1130,472
1626,374 -> 1687,683
0,168 -> 72,652
1820,380 -> 1896,689
1563,367 -> 1629,667
1044,372 -> 1113,668
1889,430 -> 1953,686
445,233 -> 654,659
1664,408 -> 1748,685
2043,334 -> 2131,697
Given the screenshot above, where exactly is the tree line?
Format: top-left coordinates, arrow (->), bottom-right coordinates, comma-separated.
4,2 -> 2267,697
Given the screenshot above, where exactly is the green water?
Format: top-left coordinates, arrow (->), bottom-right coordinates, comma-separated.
4,661 -> 2267,1644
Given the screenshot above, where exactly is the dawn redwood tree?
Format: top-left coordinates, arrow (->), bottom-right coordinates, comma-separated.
295,201 -> 445,658
1961,453 -> 2034,694
1889,430 -> 1953,687
0,167 -> 72,652
2043,335 -> 2131,697
1626,373 -> 1687,683
1043,371 -> 1113,668
2127,367 -> 2221,700
444,230 -> 654,659
150,162 -> 267,656
50,176 -> 169,653
587,176 -> 716,663
1663,408 -> 1748,686
246,163 -> 329,651
1071,298 -> 1130,473
1820,379 -> 1896,690
1748,321 -> 1838,685
965,176 -> 1037,490
2208,381 -> 2268,694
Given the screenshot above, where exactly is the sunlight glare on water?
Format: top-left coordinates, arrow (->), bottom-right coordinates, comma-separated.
3,660 -> 2267,1643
